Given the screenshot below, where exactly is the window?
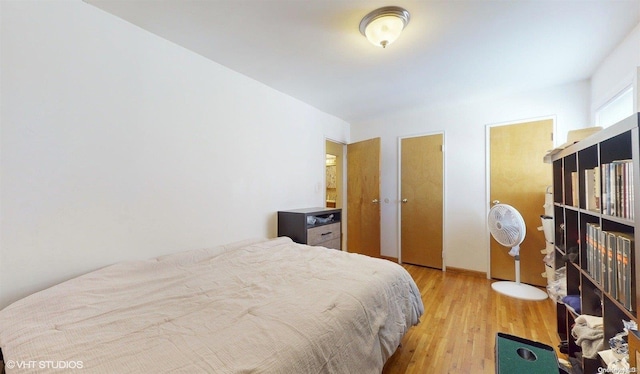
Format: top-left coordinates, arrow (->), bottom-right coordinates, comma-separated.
596,86 -> 634,128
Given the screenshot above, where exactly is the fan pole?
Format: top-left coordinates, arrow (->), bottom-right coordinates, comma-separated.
491,244 -> 548,301
491,254 -> 547,300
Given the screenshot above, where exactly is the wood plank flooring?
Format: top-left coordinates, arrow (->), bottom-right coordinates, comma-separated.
383,264 -> 561,373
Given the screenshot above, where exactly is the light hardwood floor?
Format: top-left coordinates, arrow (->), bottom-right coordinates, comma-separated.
383,264 -> 561,373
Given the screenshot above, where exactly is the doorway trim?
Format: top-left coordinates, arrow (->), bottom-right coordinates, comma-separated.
397,131 -> 446,270
484,115 -> 557,280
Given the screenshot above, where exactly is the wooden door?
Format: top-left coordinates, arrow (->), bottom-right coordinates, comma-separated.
347,138 -> 381,257
490,119 -> 553,286
400,134 -> 444,269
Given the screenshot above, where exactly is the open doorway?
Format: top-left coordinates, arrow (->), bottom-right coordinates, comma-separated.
325,140 -> 344,209
326,154 -> 337,207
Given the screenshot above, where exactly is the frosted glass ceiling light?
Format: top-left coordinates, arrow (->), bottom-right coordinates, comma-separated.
359,6 -> 410,48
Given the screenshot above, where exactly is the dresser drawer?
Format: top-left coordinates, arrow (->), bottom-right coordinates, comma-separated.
319,238 -> 341,250
307,223 -> 341,246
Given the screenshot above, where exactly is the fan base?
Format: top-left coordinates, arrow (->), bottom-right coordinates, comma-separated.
491,281 -> 548,301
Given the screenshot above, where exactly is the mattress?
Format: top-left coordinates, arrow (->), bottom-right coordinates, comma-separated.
0,237 -> 423,373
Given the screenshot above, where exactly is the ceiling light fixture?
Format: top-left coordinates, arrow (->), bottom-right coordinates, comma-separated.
359,6 -> 410,48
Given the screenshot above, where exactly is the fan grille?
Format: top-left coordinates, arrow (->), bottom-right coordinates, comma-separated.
488,204 -> 526,247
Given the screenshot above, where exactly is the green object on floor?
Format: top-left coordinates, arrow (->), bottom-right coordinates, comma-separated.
495,333 -> 559,374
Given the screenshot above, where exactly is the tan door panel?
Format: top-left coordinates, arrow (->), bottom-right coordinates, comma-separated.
490,119 -> 553,286
401,134 -> 443,269
347,138 -> 381,257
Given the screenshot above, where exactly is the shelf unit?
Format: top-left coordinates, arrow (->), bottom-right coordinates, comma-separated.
551,113 -> 639,373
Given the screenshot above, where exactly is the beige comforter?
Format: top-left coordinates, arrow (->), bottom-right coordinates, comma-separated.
0,237 -> 423,373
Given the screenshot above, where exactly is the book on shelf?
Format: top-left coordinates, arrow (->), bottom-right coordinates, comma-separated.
571,171 -> 579,207
584,167 -> 600,212
586,223 -> 601,282
585,223 -> 595,277
599,229 -> 608,291
617,233 -> 634,311
601,160 -> 634,220
606,232 -> 618,298
616,237 -> 625,307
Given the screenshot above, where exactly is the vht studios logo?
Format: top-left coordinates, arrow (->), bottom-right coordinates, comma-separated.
5,360 -> 84,370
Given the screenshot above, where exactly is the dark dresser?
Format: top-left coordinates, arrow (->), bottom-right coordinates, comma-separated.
277,208 -> 342,250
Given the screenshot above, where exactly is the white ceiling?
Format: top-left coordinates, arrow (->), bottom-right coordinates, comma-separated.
86,0 -> 640,124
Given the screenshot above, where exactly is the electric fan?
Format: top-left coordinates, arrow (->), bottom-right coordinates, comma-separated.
488,203 -> 548,300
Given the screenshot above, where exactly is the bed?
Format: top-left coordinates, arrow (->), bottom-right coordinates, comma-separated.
0,237 -> 423,373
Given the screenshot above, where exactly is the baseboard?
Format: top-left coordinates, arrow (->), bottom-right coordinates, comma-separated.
381,259 -> 487,279
446,266 -> 487,278
380,256 -> 399,263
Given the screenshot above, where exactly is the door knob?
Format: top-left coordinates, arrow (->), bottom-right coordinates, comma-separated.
372,199 -> 379,204
402,199 -> 408,203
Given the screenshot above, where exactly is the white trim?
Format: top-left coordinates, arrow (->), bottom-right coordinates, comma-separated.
595,84 -> 634,128
592,73 -> 636,124
636,67 -> 640,114
485,115 -> 557,280
397,136 -> 402,264
397,131 -> 446,271
596,83 -> 634,112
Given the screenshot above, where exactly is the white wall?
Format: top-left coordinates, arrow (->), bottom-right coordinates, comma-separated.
591,22 -> 640,120
350,81 -> 590,273
0,0 -> 349,308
